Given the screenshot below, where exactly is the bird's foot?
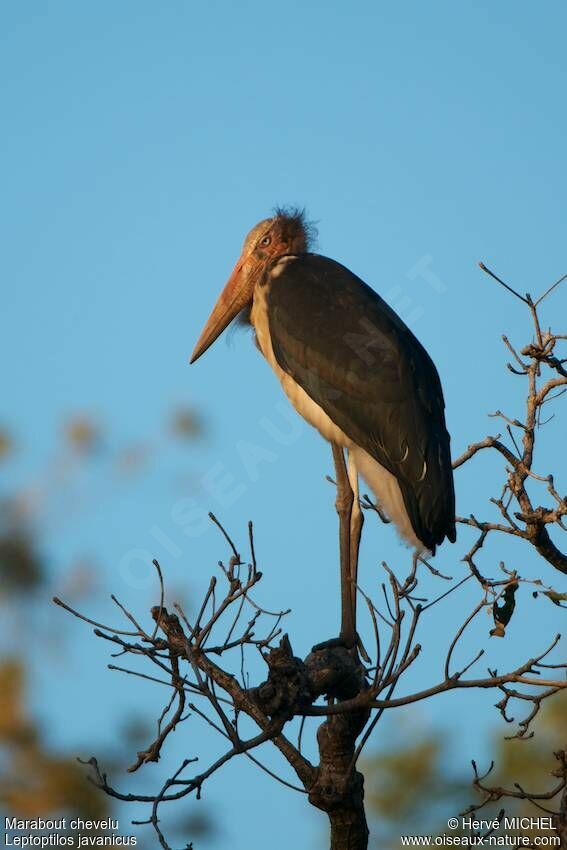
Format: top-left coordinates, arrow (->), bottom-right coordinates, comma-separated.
311,635 -> 352,652
311,632 -> 371,663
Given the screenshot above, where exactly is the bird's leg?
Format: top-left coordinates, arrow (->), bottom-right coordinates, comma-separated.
311,444 -> 357,653
346,451 -> 364,623
346,451 -> 371,661
401,550 -> 420,597
333,443 -> 356,648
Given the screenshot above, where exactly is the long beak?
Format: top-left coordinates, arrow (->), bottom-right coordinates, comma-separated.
190,259 -> 252,364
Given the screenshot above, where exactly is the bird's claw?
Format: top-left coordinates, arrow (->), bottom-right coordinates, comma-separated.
311,633 -> 371,662
311,636 -> 350,652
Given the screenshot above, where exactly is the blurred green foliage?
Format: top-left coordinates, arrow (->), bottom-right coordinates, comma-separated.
0,408 -> 210,846
64,416 -> 102,455
365,693 -> 566,848
0,528 -> 44,593
0,659 -> 110,820
0,427 -> 14,459
169,406 -> 205,440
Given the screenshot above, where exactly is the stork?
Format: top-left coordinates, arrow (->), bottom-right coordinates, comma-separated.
190,209 -> 456,649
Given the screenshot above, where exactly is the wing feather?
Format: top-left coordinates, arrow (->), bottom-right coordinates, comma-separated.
266,254 -> 456,551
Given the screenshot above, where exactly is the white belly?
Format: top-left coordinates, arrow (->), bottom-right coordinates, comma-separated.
250,276 -> 423,551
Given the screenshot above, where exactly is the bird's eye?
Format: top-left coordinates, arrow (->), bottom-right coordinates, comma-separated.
259,235 -> 271,247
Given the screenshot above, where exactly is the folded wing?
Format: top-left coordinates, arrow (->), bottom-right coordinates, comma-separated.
267,253 -> 456,552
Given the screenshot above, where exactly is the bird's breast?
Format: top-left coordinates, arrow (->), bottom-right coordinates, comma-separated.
250,274 -> 352,448
250,264 -> 422,551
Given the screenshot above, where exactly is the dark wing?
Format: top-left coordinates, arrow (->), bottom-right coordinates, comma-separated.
267,254 -> 456,552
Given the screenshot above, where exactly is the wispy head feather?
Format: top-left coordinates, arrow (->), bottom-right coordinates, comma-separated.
273,205 -> 318,252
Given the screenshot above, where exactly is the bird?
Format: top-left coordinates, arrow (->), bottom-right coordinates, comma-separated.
190,208 -> 456,648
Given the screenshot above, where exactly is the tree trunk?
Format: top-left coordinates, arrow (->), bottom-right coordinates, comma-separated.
308,707 -> 370,850
329,806 -> 369,850
250,638 -> 371,849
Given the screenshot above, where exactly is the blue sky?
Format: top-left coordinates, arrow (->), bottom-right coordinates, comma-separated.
2,2 -> 566,848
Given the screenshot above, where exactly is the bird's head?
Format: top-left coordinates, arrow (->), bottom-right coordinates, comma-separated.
190,208 -> 314,363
